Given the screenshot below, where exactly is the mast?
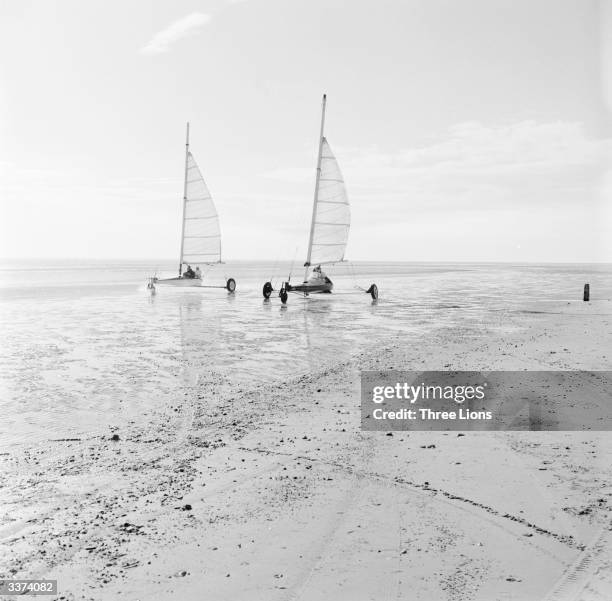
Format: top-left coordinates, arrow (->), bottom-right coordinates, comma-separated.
178,122 -> 190,276
303,94 -> 327,282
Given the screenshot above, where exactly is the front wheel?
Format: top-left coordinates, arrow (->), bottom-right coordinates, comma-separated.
366,284 -> 378,300
226,278 -> 236,293
262,281 -> 273,299
280,288 -> 288,304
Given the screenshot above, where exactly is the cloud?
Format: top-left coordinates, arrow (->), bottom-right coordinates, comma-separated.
255,121 -> 612,262
350,121 -> 612,207
370,120 -> 610,176
139,13 -> 211,56
260,120 -> 612,211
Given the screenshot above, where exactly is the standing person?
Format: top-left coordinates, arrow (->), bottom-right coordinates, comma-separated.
195,266 -> 202,279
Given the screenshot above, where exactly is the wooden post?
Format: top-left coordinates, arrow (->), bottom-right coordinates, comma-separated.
583,283 -> 590,301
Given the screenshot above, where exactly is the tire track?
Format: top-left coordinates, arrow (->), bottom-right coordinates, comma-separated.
281,474 -> 365,601
271,434 -> 383,601
541,523 -> 612,601
240,446 -> 583,552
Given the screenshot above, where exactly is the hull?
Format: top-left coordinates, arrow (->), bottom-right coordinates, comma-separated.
154,277 -> 203,287
286,281 -> 333,294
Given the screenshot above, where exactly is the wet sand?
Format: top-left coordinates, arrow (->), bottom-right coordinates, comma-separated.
1,299 -> 611,600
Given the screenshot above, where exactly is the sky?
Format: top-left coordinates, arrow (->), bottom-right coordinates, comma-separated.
0,0 -> 610,263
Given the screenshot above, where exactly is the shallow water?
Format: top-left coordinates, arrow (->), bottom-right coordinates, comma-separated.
1,260 -> 610,446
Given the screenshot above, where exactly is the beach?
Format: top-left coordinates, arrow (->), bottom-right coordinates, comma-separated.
2,0 -> 610,597
1,262 -> 611,600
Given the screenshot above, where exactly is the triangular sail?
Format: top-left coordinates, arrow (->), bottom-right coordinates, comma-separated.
307,137 -> 350,266
180,152 -> 221,266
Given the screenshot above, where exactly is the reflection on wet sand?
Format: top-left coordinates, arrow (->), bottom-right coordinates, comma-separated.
2,261 -> 612,445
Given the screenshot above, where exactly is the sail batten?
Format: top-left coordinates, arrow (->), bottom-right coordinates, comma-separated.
306,137 -> 350,266
180,151 -> 222,266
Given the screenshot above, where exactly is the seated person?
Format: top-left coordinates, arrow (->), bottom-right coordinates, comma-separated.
308,265 -> 331,284
183,265 -> 196,279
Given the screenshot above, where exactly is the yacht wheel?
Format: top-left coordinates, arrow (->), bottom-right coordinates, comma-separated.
226,278 -> 236,293
280,289 -> 288,304
367,284 -> 378,300
262,281 -> 273,299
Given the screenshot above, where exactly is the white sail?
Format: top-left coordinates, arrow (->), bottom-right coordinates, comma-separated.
180,152 -> 221,266
307,137 -> 350,266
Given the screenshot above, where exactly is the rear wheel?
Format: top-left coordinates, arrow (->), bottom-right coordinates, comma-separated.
226,278 -> 236,293
367,284 -> 378,300
262,281 -> 273,299
280,288 -> 288,304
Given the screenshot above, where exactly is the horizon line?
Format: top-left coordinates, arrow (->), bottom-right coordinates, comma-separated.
1,258 -> 611,266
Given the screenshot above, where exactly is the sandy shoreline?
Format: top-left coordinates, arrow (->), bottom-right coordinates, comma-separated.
1,298 -> 611,600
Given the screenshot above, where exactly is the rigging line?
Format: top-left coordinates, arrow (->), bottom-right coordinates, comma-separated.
270,256 -> 280,282
288,247 -> 299,282
349,261 -> 366,292
202,263 -> 214,280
